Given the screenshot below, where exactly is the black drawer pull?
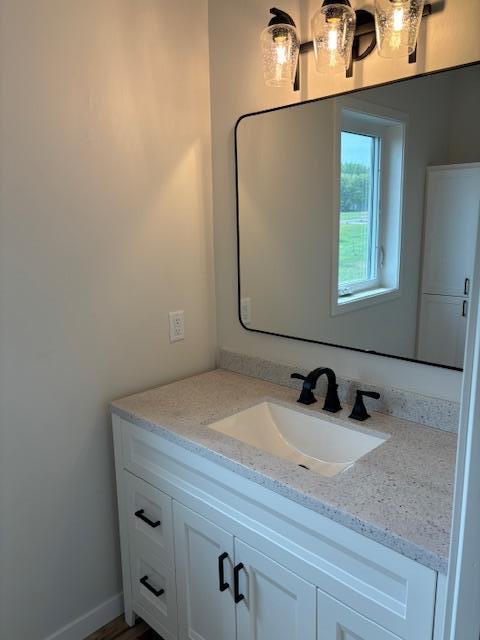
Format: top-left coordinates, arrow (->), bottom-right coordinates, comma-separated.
218,552 -> 229,592
140,575 -> 165,597
465,278 -> 470,296
233,563 -> 245,604
135,509 -> 161,528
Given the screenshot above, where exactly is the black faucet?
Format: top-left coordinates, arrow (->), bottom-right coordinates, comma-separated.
349,390 -> 381,421
291,368 -> 342,413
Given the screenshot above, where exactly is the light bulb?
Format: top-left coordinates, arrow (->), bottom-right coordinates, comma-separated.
392,6 -> 404,31
390,5 -> 404,49
328,22 -> 339,66
327,18 -> 340,50
327,27 -> 338,51
275,37 -> 288,65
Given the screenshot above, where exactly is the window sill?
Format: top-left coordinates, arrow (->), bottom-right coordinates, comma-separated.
332,286 -> 400,316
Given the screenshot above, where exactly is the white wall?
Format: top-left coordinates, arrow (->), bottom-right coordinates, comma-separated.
0,1 -> 216,639
209,0 -> 480,401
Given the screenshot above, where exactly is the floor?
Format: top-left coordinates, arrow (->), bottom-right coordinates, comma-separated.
85,616 -> 162,640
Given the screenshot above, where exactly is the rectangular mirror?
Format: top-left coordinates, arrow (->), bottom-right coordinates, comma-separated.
236,63 -> 480,370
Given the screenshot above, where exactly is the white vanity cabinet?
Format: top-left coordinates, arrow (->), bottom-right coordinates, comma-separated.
113,415 -> 445,640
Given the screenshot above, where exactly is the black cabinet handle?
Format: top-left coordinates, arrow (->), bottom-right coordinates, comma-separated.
135,509 -> 161,529
140,575 -> 165,597
463,300 -> 468,318
233,563 -> 245,604
465,278 -> 471,296
218,552 -> 230,592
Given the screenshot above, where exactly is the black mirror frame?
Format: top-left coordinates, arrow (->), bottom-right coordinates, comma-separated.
234,60 -> 480,373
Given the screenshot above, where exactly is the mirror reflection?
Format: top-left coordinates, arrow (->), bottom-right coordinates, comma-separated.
236,64 -> 480,369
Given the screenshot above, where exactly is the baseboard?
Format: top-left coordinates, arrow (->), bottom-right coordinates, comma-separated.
45,592 -> 124,640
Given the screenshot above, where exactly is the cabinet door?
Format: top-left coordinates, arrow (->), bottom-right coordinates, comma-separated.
235,539 -> 316,640
318,590 -> 401,640
422,165 -> 480,297
417,294 -> 467,368
173,502 -> 236,640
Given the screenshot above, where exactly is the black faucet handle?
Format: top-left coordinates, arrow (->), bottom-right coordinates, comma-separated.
291,372 -> 315,390
349,389 -> 380,421
359,390 -> 381,400
291,372 -> 317,405
291,373 -> 307,381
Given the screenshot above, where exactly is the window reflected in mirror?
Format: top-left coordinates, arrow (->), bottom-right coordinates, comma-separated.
338,131 -> 378,292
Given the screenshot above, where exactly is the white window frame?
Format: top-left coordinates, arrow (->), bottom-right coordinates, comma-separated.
331,98 -> 408,316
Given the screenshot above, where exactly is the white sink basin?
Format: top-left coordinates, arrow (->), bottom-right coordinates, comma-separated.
208,401 -> 388,477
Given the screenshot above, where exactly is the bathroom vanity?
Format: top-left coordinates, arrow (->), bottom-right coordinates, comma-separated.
111,369 -> 455,640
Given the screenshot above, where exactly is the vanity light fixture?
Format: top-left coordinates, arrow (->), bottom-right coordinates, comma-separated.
311,0 -> 357,75
261,2 -> 435,91
374,0 -> 426,59
260,8 -> 300,89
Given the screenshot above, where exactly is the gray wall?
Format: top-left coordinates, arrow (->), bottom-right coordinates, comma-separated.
448,66 -> 480,164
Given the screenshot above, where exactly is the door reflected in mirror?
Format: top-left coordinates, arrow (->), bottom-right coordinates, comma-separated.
236,64 -> 480,370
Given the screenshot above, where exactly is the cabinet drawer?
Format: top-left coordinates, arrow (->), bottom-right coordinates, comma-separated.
318,589 -> 401,640
125,471 -> 174,568
130,546 -> 177,640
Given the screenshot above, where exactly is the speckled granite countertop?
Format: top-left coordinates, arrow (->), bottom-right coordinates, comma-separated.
111,369 -> 457,574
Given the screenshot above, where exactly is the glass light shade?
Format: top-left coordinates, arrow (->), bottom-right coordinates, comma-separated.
260,24 -> 300,88
311,3 -> 356,74
375,0 -> 425,58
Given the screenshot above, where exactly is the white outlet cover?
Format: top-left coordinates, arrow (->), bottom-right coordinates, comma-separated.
169,311 -> 185,342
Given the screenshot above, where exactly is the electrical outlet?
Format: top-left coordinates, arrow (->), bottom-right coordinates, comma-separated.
169,311 -> 185,342
240,297 -> 251,325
